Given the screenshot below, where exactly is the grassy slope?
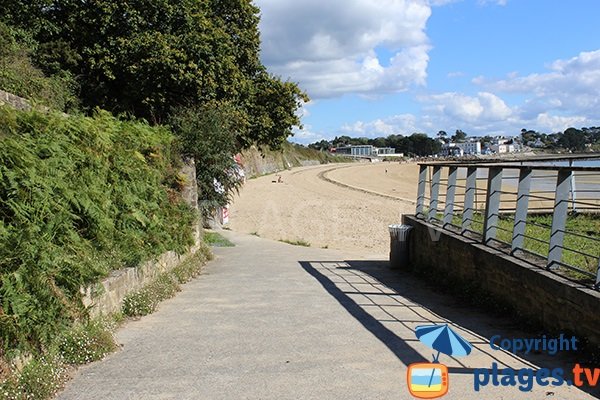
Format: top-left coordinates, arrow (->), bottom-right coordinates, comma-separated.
241,141 -> 346,178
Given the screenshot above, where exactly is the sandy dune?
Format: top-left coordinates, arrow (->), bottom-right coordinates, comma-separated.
228,162 -> 419,257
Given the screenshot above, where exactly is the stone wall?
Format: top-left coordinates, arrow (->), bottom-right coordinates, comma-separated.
82,159 -> 202,316
402,214 -> 600,348
0,89 -> 32,111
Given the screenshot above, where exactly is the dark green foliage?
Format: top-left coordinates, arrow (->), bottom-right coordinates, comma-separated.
0,0 -> 307,149
0,22 -> 78,112
0,107 -> 196,353
169,103 -> 244,210
243,73 -> 309,150
558,127 -> 587,152
324,133 -> 441,156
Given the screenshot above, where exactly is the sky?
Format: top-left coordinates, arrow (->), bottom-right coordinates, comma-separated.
254,0 -> 600,144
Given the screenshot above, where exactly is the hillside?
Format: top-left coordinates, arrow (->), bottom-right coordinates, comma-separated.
241,141 -> 346,178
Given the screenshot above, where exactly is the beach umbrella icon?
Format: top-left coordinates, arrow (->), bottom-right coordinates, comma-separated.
415,324 -> 473,388
415,324 -> 473,363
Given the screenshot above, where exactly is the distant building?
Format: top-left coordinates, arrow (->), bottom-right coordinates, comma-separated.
333,145 -> 395,157
377,147 -> 395,155
490,144 -> 516,154
441,142 -> 481,156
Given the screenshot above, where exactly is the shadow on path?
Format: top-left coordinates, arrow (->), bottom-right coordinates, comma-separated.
299,260 -> 600,398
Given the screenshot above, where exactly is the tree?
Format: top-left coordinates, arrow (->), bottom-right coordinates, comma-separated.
169,103 -> 243,211
0,21 -> 78,111
308,140 -> 331,151
0,0 -> 307,149
437,130 -> 447,143
451,129 -> 467,143
559,128 -> 586,152
242,72 -> 309,149
370,137 -> 387,148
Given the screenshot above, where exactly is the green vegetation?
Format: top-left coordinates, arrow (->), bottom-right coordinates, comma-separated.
122,246 -> 212,318
0,244 -> 213,400
242,141 -> 347,179
203,231 -> 235,248
0,107 -> 196,355
0,317 -> 118,400
0,22 -> 78,112
452,212 -> 600,279
0,1 -> 308,211
279,239 -> 311,247
0,353 -> 68,400
169,103 -> 244,211
309,133 -> 441,157
0,0 -> 306,145
0,2 -> 311,398
56,319 -> 117,366
521,127 -> 600,152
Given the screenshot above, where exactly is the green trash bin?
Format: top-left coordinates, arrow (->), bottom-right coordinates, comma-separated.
389,224 -> 412,269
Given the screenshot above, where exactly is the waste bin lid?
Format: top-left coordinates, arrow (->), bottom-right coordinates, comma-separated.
388,224 -> 412,233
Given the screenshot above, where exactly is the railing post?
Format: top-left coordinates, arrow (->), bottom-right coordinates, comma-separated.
569,159 -> 577,212
416,165 -> 428,218
483,167 -> 503,244
428,166 -> 442,222
462,167 -> 477,234
548,169 -> 571,269
595,259 -> 600,290
512,168 -> 532,254
443,167 -> 458,228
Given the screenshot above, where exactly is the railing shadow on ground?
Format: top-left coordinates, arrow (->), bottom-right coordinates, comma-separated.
299,259 -> 600,398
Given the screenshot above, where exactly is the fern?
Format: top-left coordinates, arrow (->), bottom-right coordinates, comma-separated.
0,107 -> 196,354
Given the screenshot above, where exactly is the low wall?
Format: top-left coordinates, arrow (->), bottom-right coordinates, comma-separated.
402,214 -> 600,348
0,89 -> 32,111
82,160 -> 202,317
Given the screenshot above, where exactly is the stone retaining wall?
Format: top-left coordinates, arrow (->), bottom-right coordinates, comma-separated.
82,159 -> 202,317
0,89 -> 32,111
402,214 -> 600,348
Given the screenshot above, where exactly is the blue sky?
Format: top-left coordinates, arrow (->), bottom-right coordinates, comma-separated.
254,0 -> 600,144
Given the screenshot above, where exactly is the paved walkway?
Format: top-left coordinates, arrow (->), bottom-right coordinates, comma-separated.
58,231 -> 596,399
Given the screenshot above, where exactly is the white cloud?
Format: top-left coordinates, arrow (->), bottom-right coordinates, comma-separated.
421,92 -> 512,122
483,49 -> 600,115
255,0 -> 432,98
428,0 -> 460,6
477,0 -> 508,5
292,124 -> 327,144
429,0 -> 507,6
535,113 -> 587,133
341,114 -> 418,137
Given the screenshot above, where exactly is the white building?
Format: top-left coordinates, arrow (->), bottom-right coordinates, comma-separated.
334,145 -> 375,156
334,145 -> 396,157
441,141 -> 481,156
490,144 -> 516,154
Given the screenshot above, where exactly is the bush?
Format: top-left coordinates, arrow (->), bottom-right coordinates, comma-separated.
169,103 -> 244,215
0,107 -> 196,353
57,320 -> 116,365
0,354 -> 68,400
122,288 -> 156,318
0,22 -> 78,112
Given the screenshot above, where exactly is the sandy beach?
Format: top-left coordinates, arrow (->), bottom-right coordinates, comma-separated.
228,162 -> 419,257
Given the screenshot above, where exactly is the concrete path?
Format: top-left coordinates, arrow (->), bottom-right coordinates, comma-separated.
58,231 -> 597,400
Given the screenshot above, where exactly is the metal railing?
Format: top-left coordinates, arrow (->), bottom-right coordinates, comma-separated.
415,160 -> 600,289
